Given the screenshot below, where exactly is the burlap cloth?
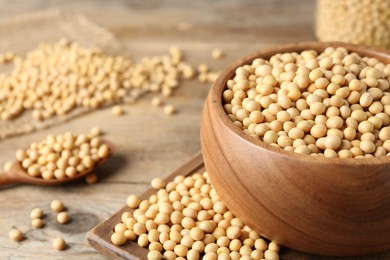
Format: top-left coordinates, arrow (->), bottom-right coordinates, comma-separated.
0,9 -> 122,140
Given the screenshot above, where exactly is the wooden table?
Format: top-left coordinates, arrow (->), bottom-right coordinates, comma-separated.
0,0 -> 322,259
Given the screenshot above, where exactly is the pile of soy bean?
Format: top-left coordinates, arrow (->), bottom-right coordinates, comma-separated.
223,47 -> 390,158
0,40 -> 221,121
111,172 -> 280,260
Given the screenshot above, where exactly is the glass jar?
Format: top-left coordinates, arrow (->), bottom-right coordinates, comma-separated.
316,0 -> 390,49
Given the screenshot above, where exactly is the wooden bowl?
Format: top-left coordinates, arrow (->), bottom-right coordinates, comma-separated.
200,42 -> 390,256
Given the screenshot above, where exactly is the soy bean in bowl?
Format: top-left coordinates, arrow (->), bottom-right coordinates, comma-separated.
200,42 -> 390,256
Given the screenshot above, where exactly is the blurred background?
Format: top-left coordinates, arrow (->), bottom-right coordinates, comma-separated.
0,0 -> 316,52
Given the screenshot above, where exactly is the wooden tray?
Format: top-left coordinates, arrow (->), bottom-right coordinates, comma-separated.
86,152 -> 390,260
86,152 -> 204,259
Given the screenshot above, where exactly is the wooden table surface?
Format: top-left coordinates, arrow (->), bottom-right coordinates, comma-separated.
0,0 -> 324,259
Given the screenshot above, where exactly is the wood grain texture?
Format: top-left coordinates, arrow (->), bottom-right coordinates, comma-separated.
201,42 -> 390,256
0,0 -> 325,259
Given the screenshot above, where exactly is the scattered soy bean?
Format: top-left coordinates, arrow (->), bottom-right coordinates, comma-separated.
50,200 -> 65,212
31,218 -> 44,229
9,229 -> 23,242
211,49 -> 224,60
53,237 -> 66,251
30,208 -> 44,219
57,212 -> 70,224
112,105 -> 125,116
127,195 -> 141,209
151,178 -> 166,189
3,161 -> 13,171
151,97 -> 163,107
89,127 -> 102,137
164,105 -> 176,115
85,173 -> 98,184
198,64 -> 209,73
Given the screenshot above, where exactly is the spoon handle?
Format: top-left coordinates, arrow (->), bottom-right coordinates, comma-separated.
0,171 -> 18,186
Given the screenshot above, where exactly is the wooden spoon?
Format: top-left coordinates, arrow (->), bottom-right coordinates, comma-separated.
0,140 -> 114,186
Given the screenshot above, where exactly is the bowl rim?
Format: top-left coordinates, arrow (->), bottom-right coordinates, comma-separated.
210,41 -> 390,166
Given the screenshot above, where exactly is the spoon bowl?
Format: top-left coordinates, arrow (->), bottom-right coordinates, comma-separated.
0,139 -> 114,186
